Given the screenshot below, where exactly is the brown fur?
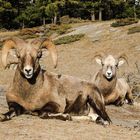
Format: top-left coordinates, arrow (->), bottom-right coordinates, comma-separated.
92,55 -> 133,106
0,37 -> 111,124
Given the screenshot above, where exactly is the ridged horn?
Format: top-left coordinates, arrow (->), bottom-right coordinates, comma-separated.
32,38 -> 58,68
1,37 -> 26,69
2,38 -> 16,68
117,53 -> 129,65
92,52 -> 105,62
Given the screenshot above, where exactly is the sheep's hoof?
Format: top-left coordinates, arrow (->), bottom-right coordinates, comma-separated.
63,114 -> 72,121
39,112 -> 48,119
25,110 -> 39,116
96,117 -> 110,126
0,114 -> 10,122
115,100 -> 124,106
128,99 -> 134,105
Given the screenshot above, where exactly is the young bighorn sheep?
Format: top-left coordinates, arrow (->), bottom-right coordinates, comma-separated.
91,54 -> 133,106
0,37 -> 111,124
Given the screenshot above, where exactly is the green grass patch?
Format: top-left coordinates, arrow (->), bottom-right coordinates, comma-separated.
48,24 -> 72,35
60,15 -> 88,24
54,34 -> 85,45
128,26 -> 140,34
111,18 -> 138,27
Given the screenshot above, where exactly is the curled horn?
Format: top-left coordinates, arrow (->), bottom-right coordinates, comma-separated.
1,37 -> 24,69
92,52 -> 105,63
117,53 -> 129,65
33,38 -> 58,68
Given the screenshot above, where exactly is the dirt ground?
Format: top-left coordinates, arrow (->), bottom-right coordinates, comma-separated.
0,21 -> 140,140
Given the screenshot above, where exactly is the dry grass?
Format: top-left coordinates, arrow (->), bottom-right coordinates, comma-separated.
111,18 -> 138,27
128,26 -> 140,34
0,21 -> 140,140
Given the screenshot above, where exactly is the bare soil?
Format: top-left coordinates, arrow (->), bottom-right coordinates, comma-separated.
0,21 -> 140,140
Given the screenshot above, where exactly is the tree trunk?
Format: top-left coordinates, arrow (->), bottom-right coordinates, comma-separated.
99,8 -> 102,21
22,20 -> 25,29
43,17 -> 46,25
134,5 -> 137,20
91,10 -> 95,21
54,15 -> 57,24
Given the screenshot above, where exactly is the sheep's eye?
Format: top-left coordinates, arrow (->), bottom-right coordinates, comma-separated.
102,63 -> 104,66
115,64 -> 118,68
16,52 -> 20,58
37,51 -> 42,58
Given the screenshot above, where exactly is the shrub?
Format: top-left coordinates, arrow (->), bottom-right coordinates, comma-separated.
0,28 -> 8,32
56,24 -> 71,35
54,34 -> 85,45
19,24 -> 72,39
50,24 -> 71,34
60,16 -> 85,24
128,26 -> 140,34
69,18 -> 86,23
60,15 -> 70,24
19,27 -> 41,35
19,34 -> 39,39
111,18 -> 138,27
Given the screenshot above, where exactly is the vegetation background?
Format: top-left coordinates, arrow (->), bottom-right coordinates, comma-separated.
0,1 -> 140,139
0,0 -> 140,29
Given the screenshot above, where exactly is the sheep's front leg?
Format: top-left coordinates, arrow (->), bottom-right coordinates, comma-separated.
88,90 -> 112,125
0,102 -> 24,122
125,90 -> 134,105
113,96 -> 125,106
40,112 -> 72,121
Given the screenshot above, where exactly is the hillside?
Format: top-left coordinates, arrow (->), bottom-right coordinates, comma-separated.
0,21 -> 140,140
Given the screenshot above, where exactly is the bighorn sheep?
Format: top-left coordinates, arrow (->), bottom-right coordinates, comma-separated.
0,37 -> 111,125
91,54 -> 133,106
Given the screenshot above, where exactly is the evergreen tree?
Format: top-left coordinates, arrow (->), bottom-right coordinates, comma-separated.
0,0 -> 140,29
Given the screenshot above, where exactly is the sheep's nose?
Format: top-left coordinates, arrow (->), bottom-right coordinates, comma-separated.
23,66 -> 33,78
25,68 -> 32,74
107,72 -> 111,75
24,66 -> 33,74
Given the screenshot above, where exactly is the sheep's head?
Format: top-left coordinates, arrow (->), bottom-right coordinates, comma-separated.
1,37 -> 57,79
95,54 -> 128,80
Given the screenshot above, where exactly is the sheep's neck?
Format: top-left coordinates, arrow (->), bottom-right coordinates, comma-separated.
13,67 -> 44,99
99,72 -> 117,96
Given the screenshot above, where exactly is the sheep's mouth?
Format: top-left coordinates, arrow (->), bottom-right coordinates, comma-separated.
24,73 -> 33,79
104,73 -> 113,80
105,75 -> 113,81
106,75 -> 112,79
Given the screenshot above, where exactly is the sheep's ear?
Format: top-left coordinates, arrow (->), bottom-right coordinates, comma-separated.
7,63 -> 18,70
39,49 -> 49,70
9,48 -> 17,58
95,58 -> 102,65
4,49 -> 18,70
118,60 -> 124,67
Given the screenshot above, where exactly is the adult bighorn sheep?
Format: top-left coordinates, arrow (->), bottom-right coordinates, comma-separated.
0,37 -> 111,125
91,54 -> 133,106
